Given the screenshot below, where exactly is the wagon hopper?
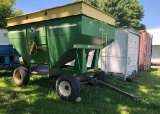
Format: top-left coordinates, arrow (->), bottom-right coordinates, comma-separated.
6,1 -> 116,101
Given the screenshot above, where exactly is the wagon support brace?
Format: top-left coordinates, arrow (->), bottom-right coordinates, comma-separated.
49,44 -> 101,76
74,44 -> 101,74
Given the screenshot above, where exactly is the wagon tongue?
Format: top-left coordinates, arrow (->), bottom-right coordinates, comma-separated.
95,79 -> 141,100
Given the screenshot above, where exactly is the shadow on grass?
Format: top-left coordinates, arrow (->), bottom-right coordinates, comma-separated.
102,69 -> 160,113
29,76 -> 56,89
1,84 -> 160,114
0,70 -> 13,77
1,68 -> 160,114
1,88 -> 122,114
148,68 -> 158,72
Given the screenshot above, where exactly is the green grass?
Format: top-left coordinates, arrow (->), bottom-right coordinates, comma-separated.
0,68 -> 160,114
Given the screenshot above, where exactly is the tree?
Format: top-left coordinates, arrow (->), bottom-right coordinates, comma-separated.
74,0 -> 146,30
0,0 -> 23,28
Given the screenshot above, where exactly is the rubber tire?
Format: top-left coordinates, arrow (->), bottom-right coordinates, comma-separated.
97,71 -> 107,83
56,74 -> 80,101
13,66 -> 29,86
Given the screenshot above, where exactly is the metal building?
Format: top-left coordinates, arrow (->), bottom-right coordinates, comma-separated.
147,28 -> 160,65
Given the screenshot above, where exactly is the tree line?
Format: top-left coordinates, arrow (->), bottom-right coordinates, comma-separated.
0,0 -> 22,28
74,0 -> 145,30
0,0 -> 146,29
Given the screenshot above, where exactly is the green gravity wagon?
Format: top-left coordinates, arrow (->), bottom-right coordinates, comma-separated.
6,1 -> 115,101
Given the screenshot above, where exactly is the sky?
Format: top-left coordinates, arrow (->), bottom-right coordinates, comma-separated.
14,0 -> 160,30
139,0 -> 160,29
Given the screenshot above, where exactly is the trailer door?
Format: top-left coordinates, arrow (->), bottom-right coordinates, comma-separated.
126,33 -> 140,77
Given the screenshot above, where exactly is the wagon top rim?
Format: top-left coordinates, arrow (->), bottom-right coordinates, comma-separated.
6,1 -> 116,27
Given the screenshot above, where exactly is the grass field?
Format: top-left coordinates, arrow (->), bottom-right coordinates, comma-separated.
0,68 -> 160,114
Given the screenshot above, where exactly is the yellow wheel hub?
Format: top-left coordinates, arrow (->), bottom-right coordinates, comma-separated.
14,71 -> 21,84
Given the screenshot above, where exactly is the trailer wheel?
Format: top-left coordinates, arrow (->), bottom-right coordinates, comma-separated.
97,71 -> 107,83
13,67 -> 29,86
56,74 -> 80,101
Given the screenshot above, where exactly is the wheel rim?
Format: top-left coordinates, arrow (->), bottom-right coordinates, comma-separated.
14,71 -> 21,83
59,81 -> 71,97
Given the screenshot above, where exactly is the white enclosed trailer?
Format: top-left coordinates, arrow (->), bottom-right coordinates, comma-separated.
96,27 -> 140,80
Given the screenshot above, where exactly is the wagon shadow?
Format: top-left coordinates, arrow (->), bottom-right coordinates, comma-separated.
29,76 -> 56,88
0,69 -> 13,77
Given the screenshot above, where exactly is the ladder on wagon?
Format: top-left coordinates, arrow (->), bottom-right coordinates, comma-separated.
100,22 -> 107,70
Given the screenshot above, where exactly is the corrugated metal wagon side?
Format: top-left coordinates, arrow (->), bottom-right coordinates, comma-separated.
6,1 -> 116,101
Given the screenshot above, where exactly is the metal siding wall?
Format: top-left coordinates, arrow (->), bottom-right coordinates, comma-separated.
151,45 -> 160,64
105,57 -> 126,74
103,29 -> 128,75
87,29 -> 126,72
